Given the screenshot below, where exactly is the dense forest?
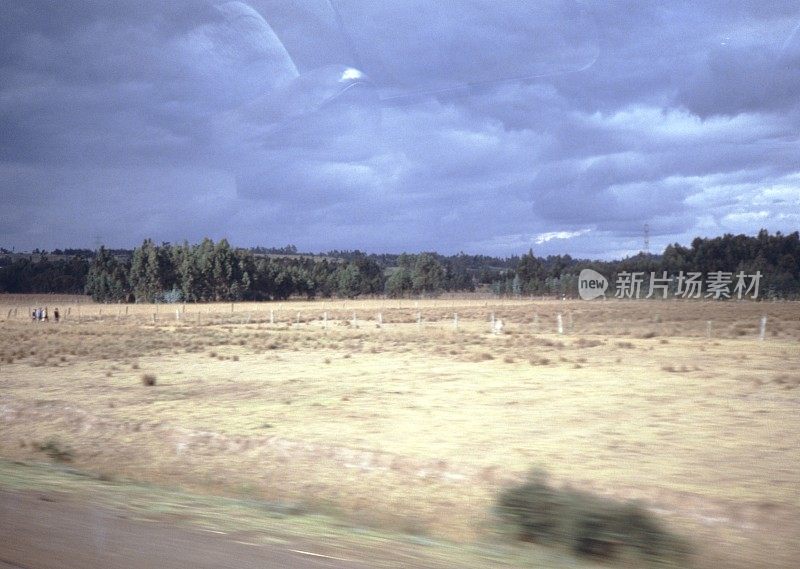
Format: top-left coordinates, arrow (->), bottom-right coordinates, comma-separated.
0,230 -> 798,301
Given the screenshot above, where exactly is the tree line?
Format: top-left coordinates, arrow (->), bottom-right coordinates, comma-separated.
499,230 -> 800,299
79,238 -> 467,303
0,230 -> 798,301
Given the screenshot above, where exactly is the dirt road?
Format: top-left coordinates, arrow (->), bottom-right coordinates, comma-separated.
0,490 -> 370,569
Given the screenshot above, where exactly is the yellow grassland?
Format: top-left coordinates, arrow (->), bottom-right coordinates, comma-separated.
1,296 -> 798,568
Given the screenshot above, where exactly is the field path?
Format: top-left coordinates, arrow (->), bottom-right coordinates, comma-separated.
0,489 -> 373,569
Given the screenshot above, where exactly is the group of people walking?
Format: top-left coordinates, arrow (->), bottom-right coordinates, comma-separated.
32,307 -> 59,323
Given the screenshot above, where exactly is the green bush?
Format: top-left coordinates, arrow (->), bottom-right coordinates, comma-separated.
497,469 -> 688,564
497,469 -> 564,542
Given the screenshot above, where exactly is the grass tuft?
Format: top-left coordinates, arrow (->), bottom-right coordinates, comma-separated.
37,438 -> 74,463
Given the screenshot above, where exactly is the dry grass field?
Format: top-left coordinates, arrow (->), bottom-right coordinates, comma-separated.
1,296 -> 799,567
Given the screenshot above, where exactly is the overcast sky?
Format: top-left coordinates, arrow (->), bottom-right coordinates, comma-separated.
1,1 -> 799,258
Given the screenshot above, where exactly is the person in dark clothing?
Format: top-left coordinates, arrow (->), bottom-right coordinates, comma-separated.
53,308 -> 60,323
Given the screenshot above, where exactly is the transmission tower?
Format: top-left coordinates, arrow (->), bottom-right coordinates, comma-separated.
643,223 -> 650,255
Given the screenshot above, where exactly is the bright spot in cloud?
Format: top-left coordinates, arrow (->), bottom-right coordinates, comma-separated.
340,67 -> 364,81
535,229 -> 591,244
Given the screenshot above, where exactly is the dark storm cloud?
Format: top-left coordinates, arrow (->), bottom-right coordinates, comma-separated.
1,1 -> 799,256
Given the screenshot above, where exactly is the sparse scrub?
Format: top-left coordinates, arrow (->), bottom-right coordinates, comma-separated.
141,373 -> 157,386
772,374 -> 800,389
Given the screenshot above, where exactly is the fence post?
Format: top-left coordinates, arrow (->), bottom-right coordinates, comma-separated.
759,316 -> 767,341
557,313 -> 564,335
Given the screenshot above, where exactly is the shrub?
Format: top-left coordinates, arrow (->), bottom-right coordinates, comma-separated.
497,469 -> 687,564
141,373 -> 157,386
38,438 -> 74,462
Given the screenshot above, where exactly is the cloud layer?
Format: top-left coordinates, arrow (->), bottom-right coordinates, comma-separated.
1,1 -> 798,257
